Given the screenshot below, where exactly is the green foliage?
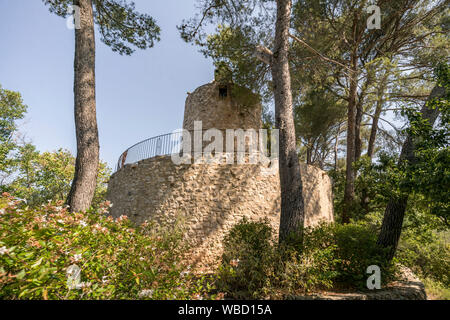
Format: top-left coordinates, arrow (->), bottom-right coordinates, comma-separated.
400,63 -> 450,222
329,153 -> 404,221
279,229 -> 340,295
398,230 -> 449,288
0,84 -> 110,208
93,0 -> 160,55
295,90 -> 345,142
1,148 -> 111,209
299,223 -> 397,288
217,218 -> 276,299
42,0 -> 161,55
344,63 -> 450,226
422,278 -> 450,300
205,25 -> 271,100
0,85 -> 27,142
0,194 -> 212,300
332,64 -> 449,224
0,85 -> 27,174
217,219 -> 397,299
395,207 -> 450,288
295,88 -> 346,167
331,149 -> 450,293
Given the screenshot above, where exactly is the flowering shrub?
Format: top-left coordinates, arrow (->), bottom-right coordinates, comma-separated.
0,193 -> 212,300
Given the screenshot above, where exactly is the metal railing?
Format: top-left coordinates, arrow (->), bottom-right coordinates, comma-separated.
116,129 -> 276,171
116,131 -> 183,171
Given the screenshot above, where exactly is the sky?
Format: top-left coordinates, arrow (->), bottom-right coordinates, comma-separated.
0,0 -> 214,169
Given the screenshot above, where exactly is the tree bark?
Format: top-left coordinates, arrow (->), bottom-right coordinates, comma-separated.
367,74 -> 388,159
342,50 -> 358,224
354,76 -> 373,162
306,140 -> 312,165
361,80 -> 386,213
334,123 -> 341,170
367,99 -> 382,159
354,102 -> 363,161
377,85 -> 445,260
272,0 -> 305,243
66,0 -> 100,212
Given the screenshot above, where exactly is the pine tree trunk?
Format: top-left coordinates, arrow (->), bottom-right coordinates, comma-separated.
366,100 -> 382,159
342,51 -> 358,224
377,85 -> 445,260
334,123 -> 341,170
306,142 -> 312,165
66,0 -> 99,212
354,102 -> 362,161
272,0 -> 305,243
367,75 -> 388,159
361,92 -> 383,214
363,76 -> 388,213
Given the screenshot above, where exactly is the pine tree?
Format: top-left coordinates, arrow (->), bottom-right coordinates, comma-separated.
43,0 -> 160,212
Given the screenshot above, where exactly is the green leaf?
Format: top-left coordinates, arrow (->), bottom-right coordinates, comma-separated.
16,269 -> 26,280
31,257 -> 43,268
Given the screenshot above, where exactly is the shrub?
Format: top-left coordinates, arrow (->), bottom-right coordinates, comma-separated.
217,219 -> 398,299
397,228 -> 450,288
422,277 -> 450,300
279,239 -> 339,295
303,223 -> 396,287
217,218 -> 276,299
0,193 -> 211,300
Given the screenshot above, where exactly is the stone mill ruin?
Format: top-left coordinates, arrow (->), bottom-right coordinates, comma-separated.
106,71 -> 334,270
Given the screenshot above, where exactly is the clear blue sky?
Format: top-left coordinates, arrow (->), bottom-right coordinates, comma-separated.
0,0 -> 214,169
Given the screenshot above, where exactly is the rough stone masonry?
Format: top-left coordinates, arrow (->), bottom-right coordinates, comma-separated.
106,78 -> 334,270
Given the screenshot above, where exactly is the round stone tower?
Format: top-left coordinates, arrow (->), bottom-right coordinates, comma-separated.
182,81 -> 261,131
106,71 -> 334,272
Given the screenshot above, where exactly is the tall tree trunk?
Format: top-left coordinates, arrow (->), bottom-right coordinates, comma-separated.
354,102 -> 363,161
367,74 -> 388,159
377,85 -> 445,260
272,0 -> 305,243
306,139 -> 312,165
354,76 -> 372,162
362,75 -> 388,213
366,100 -> 382,159
342,50 -> 358,224
334,123 -> 341,170
66,0 -> 100,212
361,86 -> 382,212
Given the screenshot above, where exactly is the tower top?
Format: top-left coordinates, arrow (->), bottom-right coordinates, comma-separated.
182,79 -> 261,131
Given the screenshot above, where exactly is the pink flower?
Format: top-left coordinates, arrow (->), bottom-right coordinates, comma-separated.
230,259 -> 240,267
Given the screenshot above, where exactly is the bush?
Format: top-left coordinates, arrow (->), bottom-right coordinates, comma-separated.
217,218 -> 276,299
217,219 -> 398,299
0,193 -> 211,300
279,237 -> 339,295
422,277 -> 450,300
397,227 -> 450,288
303,223 -> 396,287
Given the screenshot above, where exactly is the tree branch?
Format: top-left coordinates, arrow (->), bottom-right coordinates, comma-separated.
289,33 -> 352,72
254,45 -> 273,65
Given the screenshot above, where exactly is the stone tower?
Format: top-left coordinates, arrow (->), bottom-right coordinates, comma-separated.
106,73 -> 334,271
182,81 -> 261,131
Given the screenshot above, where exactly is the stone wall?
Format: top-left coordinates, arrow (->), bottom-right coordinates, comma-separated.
106,156 -> 334,270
